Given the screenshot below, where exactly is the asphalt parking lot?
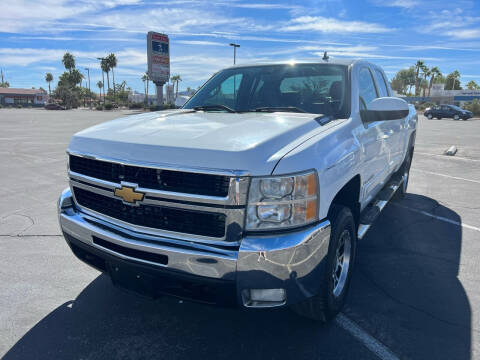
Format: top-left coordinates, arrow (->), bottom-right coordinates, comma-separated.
1,108 -> 479,360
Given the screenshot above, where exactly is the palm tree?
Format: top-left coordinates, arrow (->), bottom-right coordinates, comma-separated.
97,81 -> 103,104
421,65 -> 430,97
62,52 -> 75,73
466,80 -> 479,90
428,67 -> 441,96
100,58 -> 110,92
171,74 -> 182,99
450,70 -> 461,90
414,60 -> 424,96
142,73 -> 149,107
107,53 -> 117,101
45,73 -> 53,95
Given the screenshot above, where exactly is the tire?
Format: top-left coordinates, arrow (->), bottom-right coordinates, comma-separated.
436,117 -> 442,120
427,114 -> 433,119
454,114 -> 460,120
291,205 -> 357,322
394,147 -> 413,199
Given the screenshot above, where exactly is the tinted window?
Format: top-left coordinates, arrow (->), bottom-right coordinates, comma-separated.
358,68 -> 378,109
441,106 -> 450,111
373,69 -> 389,97
184,64 -> 349,117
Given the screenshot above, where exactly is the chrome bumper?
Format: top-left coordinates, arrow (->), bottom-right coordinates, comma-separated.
58,188 -> 331,306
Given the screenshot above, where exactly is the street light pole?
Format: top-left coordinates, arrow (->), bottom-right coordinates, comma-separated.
84,67 -> 91,108
229,43 -> 240,65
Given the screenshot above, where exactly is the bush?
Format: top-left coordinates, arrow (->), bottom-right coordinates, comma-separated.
104,103 -> 113,110
0,104 -> 3,109
464,99 -> 480,116
16,104 -> 23,108
96,105 -> 103,111
128,102 -> 143,109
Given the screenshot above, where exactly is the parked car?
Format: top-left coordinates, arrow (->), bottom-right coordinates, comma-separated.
424,104 -> 472,120
44,103 -> 65,110
58,60 -> 417,322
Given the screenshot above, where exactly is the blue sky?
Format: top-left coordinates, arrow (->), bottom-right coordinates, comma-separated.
1,0 -> 479,93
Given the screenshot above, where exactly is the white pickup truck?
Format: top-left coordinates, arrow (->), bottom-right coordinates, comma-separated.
58,59 -> 417,321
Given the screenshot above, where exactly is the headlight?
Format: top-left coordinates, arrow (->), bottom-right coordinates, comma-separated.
246,170 -> 318,231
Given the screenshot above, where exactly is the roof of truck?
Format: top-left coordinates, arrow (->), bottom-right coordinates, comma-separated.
224,59 -> 360,69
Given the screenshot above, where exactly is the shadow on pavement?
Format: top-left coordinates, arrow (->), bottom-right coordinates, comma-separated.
3,195 -> 469,360
345,193 -> 470,359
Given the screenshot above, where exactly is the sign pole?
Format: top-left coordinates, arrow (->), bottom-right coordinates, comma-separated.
155,82 -> 164,107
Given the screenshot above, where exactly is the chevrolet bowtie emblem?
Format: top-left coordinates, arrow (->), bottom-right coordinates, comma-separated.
114,185 -> 145,204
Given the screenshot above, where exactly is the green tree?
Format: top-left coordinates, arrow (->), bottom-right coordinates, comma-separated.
101,58 -> 110,91
142,73 -> 149,107
107,53 -> 117,101
390,66 -> 416,95
446,70 -> 461,90
62,52 -> 75,73
414,60 -> 424,96
171,74 -> 182,99
0,81 -> 9,88
45,73 -> 53,95
97,80 -> 103,103
421,65 -> 429,97
466,80 -> 479,90
428,67 -> 441,96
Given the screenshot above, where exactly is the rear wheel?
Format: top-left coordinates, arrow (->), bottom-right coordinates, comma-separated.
291,205 -> 356,322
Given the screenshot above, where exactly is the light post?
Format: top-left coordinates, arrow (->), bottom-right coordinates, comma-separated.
84,67 -> 91,108
229,43 -> 240,65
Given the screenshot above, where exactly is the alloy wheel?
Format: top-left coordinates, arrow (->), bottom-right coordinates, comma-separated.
332,229 -> 352,297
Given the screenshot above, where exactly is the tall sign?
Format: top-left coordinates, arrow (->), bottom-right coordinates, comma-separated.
147,32 -> 170,105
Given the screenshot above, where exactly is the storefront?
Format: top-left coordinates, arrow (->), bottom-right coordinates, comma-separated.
0,88 -> 48,106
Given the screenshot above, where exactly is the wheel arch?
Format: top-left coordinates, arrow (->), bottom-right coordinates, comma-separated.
328,175 -> 361,228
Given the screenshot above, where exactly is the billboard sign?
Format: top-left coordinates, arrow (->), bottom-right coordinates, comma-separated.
147,32 -> 170,83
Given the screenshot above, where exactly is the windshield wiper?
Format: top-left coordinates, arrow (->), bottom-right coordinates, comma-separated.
252,106 -> 306,113
193,105 -> 236,113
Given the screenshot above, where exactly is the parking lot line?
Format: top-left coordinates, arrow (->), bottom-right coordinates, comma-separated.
392,203 -> 480,232
415,151 -> 480,163
412,168 -> 480,184
335,313 -> 400,360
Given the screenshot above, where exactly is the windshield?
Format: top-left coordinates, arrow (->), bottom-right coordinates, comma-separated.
183,64 -> 349,117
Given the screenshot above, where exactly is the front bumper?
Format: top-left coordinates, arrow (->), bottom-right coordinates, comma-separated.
58,188 -> 331,307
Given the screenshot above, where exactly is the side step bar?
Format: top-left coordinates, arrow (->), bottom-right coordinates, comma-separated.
357,174 -> 405,240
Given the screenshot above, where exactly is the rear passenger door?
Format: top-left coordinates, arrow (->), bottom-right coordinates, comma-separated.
372,67 -> 405,171
355,67 -> 390,205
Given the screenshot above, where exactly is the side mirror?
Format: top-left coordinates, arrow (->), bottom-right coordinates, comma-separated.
360,97 -> 409,123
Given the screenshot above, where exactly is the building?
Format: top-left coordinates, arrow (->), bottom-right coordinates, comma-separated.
401,84 -> 480,106
0,88 -> 48,106
128,91 -> 158,105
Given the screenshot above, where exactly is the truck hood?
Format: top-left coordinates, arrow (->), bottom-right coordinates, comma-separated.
69,109 -> 336,175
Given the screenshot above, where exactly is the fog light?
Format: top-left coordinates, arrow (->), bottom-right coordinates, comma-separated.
242,289 -> 286,307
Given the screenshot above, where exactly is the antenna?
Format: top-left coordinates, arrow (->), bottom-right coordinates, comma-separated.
322,51 -> 329,61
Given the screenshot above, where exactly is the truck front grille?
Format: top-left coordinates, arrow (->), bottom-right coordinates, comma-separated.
69,155 -> 231,197
73,187 -> 226,238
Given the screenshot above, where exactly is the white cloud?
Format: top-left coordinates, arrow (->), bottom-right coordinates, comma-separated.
373,0 -> 418,8
177,40 -> 226,46
444,29 -> 480,39
281,16 -> 392,33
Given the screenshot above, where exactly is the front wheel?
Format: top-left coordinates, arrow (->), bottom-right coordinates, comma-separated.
291,205 -> 357,322
454,114 -> 460,120
427,113 -> 433,119
395,148 -> 413,199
